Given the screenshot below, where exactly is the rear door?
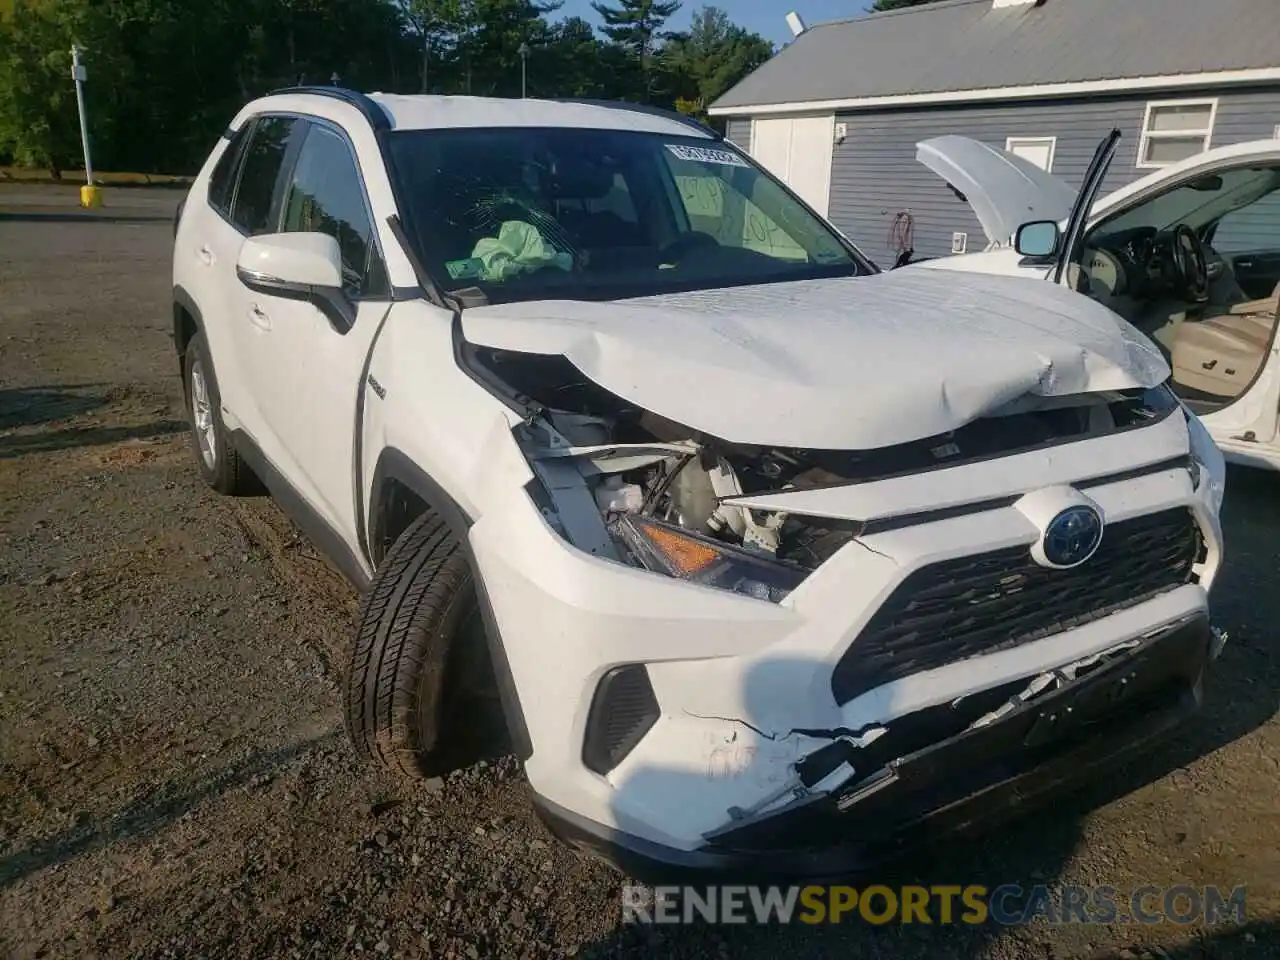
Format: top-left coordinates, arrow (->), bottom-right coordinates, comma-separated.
1191,177 -> 1280,454
1230,251 -> 1280,302
180,121 -> 256,427
1211,191 -> 1280,300
215,115 -> 306,444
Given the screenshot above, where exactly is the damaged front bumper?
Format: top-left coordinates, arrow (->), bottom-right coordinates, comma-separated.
467,401 -> 1223,882
533,614 -> 1214,883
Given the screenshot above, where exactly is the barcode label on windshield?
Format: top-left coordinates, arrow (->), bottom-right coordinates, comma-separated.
665,144 -> 750,168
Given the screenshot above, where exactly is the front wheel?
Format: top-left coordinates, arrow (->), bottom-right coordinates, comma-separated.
344,511 -> 506,780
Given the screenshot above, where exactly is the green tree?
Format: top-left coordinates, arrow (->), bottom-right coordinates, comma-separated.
0,0 -> 120,176
460,0 -> 561,96
590,0 -> 679,101
402,0 -> 467,92
0,0 -> 775,176
542,16 -> 608,98
662,5 -> 771,120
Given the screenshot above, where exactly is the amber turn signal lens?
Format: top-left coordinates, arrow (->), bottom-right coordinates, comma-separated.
636,519 -> 719,574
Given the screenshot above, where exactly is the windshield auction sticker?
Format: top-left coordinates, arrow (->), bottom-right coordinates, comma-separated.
665,144 -> 750,168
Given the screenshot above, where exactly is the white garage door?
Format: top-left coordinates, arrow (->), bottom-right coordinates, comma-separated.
749,115 -> 835,216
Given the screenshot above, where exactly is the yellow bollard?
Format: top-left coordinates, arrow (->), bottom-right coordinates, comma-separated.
79,185 -> 103,208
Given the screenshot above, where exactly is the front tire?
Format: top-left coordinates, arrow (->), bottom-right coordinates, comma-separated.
183,332 -> 259,496
345,511 -> 502,780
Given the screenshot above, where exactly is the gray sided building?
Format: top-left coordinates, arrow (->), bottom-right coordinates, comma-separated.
711,0 -> 1280,266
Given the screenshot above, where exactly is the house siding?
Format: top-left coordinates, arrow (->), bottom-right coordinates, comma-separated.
822,86 -> 1280,266
726,118 -> 751,152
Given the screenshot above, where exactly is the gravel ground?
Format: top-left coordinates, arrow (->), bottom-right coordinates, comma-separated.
0,185 -> 1277,960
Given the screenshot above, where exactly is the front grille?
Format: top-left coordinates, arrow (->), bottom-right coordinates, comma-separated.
831,508 -> 1203,705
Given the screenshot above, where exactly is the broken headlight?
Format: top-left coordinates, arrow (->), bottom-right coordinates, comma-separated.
1182,403 -> 1226,514
611,515 -> 808,602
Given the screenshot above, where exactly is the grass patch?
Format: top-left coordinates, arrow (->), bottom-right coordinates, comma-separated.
0,167 -> 193,188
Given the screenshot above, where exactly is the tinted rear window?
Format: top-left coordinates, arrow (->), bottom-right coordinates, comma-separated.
208,125 -> 251,216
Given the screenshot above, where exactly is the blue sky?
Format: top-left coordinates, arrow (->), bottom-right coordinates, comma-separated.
555,1 -> 873,46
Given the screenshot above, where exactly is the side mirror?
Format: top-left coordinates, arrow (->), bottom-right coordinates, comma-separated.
236,232 -> 354,332
1014,220 -> 1061,259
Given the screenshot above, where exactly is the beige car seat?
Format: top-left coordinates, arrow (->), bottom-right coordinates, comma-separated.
1171,281 -> 1280,399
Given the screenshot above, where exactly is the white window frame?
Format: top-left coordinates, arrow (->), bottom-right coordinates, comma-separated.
1004,136 -> 1057,171
1137,98 -> 1217,169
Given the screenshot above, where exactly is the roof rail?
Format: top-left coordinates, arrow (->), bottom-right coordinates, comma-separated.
268,85 -> 391,132
551,98 -> 721,139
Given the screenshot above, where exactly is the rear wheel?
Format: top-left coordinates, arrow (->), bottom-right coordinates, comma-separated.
344,510 -> 507,780
183,332 -> 260,495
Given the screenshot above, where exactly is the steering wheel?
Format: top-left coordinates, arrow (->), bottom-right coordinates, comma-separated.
1165,223 -> 1210,304
658,231 -> 719,266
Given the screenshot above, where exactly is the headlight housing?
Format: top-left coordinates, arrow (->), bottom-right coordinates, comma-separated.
612,515 -> 807,602
1182,402 -> 1226,514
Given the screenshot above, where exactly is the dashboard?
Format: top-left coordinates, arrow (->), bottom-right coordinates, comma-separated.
1083,226 -> 1162,298
1084,224 -> 1223,301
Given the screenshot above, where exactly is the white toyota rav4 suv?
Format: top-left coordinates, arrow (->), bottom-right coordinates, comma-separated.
173,87 -> 1226,881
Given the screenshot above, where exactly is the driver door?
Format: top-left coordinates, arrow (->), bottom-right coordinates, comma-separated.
1062,150 -> 1280,466
1186,177 -> 1280,461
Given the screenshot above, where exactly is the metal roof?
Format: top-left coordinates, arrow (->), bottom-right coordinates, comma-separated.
712,0 -> 1280,112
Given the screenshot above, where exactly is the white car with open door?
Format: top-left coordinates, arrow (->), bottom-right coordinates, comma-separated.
915,132 -> 1280,471
173,89 -> 1228,883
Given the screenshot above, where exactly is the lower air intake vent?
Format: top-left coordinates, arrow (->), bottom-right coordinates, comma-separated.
583,664 -> 660,775
832,508 -> 1202,705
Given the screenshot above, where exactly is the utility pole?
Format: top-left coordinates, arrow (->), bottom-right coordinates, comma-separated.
421,32 -> 430,93
518,42 -> 530,98
70,45 -> 101,208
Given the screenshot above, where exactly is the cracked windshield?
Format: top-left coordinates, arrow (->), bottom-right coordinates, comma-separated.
388,127 -> 859,301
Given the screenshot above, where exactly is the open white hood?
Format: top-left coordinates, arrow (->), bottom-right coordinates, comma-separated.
461,270 -> 1169,450
916,135 -> 1079,245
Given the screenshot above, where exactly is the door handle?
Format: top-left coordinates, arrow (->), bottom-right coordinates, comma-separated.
248,304 -> 271,331
1235,259 -> 1255,269
196,244 -> 215,266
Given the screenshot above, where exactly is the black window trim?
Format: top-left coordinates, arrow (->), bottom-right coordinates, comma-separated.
209,110 -> 394,307
262,117 -> 309,236
207,119 -> 254,220
216,113 -> 306,237
280,114 -> 392,303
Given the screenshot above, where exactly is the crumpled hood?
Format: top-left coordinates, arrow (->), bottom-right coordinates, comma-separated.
461,269 -> 1169,449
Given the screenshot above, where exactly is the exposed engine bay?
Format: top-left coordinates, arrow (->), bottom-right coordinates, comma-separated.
478,346 -> 1176,597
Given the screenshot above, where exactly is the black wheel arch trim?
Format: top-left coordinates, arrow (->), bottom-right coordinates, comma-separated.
369,447 -> 534,762
173,284 -> 203,372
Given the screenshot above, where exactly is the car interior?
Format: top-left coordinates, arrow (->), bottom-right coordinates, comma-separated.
1075,163 -> 1280,412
